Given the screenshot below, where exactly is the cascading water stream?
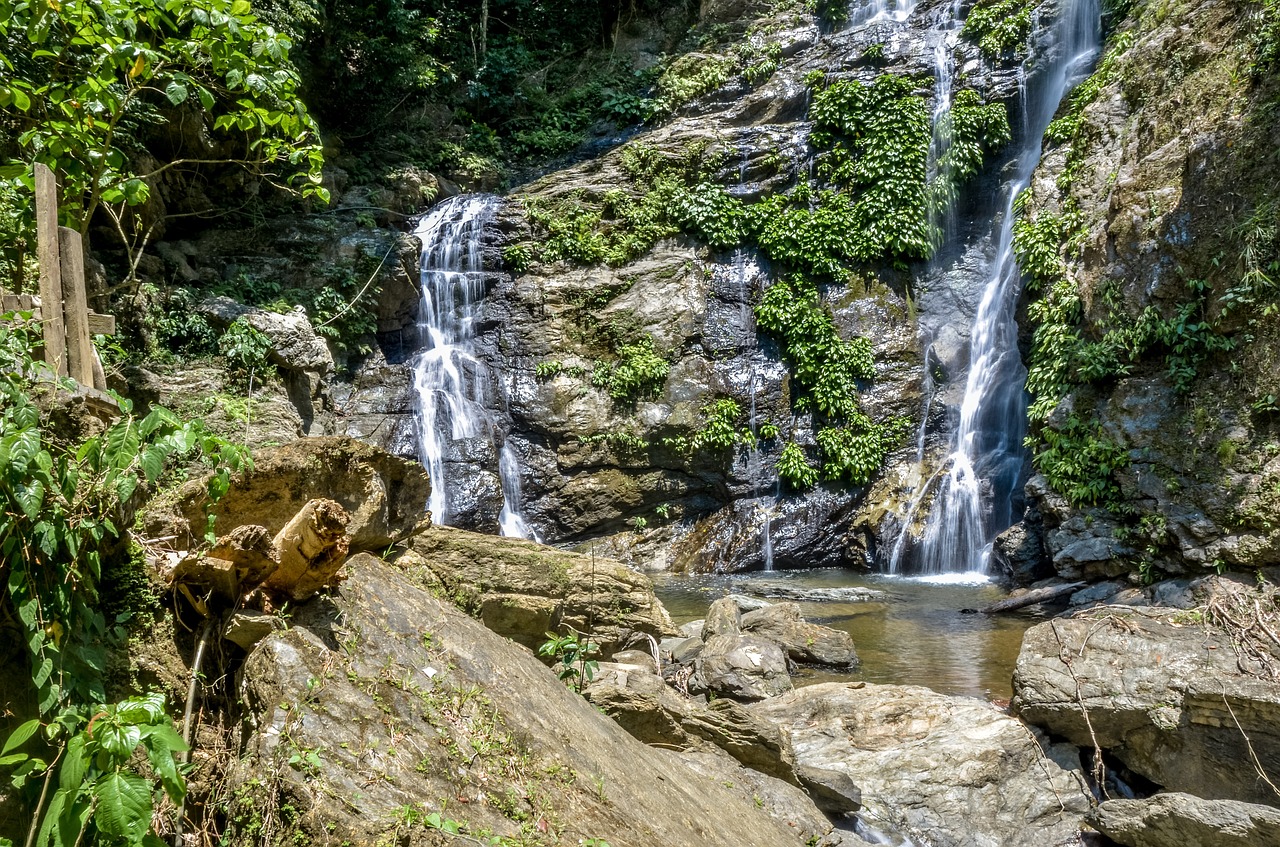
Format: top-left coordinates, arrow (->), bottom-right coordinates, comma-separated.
891,0 -> 1101,575
411,194 -> 536,539
846,0 -> 917,28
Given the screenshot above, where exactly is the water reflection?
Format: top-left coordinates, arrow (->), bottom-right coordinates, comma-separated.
652,568 -> 1034,700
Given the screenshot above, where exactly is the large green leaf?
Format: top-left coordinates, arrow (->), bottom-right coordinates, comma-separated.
1,719 -> 41,754
92,771 -> 152,844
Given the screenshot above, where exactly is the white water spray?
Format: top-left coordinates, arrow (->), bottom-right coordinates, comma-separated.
891,0 -> 1101,575
411,194 -> 536,539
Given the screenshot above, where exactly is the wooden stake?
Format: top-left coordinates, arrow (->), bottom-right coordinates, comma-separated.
58,226 -> 94,386
34,164 -> 67,376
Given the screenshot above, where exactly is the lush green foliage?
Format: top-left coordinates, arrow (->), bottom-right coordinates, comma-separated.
808,75 -> 932,262
3,693 -> 187,847
929,89 -> 1012,212
776,441 -> 820,489
755,277 -> 905,487
1253,0 -> 1280,72
261,0 -> 675,178
816,417 -> 910,485
961,0 -> 1032,60
591,335 -> 670,402
0,319 -> 248,716
0,0 -> 327,240
756,277 -> 874,419
0,320 -> 249,845
1034,413 -> 1130,507
692,399 -> 749,450
218,318 -> 275,388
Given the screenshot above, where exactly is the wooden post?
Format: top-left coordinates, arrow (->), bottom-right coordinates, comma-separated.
58,226 -> 94,386
34,163 -> 67,376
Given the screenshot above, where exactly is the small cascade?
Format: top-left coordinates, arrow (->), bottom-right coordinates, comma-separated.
411,194 -> 536,538
846,0 -> 917,28
748,376 -> 776,572
498,443 -> 539,541
892,0 -> 1102,575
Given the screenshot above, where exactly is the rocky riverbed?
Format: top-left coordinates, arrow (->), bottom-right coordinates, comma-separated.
102,436 -> 1280,847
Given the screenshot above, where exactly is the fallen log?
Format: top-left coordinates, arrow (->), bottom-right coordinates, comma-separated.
208,523 -> 279,587
982,582 -> 1086,614
261,497 -> 351,602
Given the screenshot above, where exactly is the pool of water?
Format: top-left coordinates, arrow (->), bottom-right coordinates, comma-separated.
651,568 -> 1037,701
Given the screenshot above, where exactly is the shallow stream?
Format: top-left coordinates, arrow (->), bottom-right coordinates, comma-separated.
652,569 -> 1037,701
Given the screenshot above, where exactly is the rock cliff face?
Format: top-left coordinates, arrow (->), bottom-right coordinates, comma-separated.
385,0 -> 1085,573
1011,0 -> 1280,583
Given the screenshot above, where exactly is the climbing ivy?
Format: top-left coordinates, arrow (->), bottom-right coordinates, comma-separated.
591,335 -> 670,402
929,89 -> 1012,216
755,277 -> 905,487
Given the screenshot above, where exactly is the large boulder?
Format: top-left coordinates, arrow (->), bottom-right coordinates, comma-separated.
1088,793 -> 1280,847
1012,609 -> 1280,805
696,634 -> 793,701
408,526 -> 677,655
146,436 -> 429,552
740,602 -> 859,668
228,554 -> 823,847
584,660 -> 798,783
752,683 -> 1093,847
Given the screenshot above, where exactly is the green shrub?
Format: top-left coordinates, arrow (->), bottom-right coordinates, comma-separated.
961,0 -> 1033,60
755,277 -> 874,419
693,398 -> 746,449
1034,413 -> 1130,507
219,318 -> 275,388
672,182 -> 750,248
593,335 -> 670,402
777,441 -> 820,489
815,416 -> 907,485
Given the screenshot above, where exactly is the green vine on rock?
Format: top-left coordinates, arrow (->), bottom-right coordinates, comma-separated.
961,0 -> 1034,61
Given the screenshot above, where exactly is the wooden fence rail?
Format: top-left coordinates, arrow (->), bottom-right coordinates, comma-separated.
2,162 -> 114,393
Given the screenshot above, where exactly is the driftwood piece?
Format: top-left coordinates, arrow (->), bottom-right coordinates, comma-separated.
208,524 -> 279,587
261,498 -> 351,601
168,555 -> 240,603
983,582 -> 1087,614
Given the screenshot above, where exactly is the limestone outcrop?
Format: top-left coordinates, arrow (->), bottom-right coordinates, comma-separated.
407,525 -> 677,655
1088,793 -> 1280,847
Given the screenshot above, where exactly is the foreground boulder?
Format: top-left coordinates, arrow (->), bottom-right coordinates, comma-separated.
741,602 -> 859,667
147,437 -> 429,551
408,526 -> 677,655
1089,793 -> 1280,847
752,683 -> 1093,847
228,554 -> 825,847
695,633 -> 793,701
1012,609 -> 1280,804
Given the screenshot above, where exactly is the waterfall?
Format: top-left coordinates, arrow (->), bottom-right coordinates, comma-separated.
411,194 -> 537,539
846,0 -> 917,28
891,0 -> 1101,575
